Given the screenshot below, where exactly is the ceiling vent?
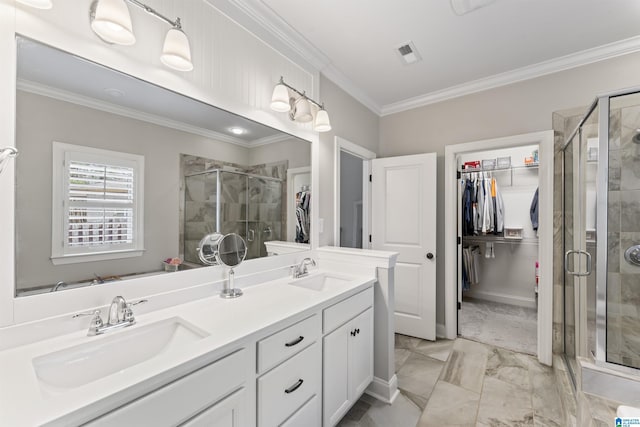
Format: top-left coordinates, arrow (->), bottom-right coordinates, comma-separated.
396,41 -> 422,65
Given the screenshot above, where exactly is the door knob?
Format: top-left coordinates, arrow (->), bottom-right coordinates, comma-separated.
426,252 -> 434,260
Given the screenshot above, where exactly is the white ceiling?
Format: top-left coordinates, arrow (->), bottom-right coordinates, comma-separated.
254,0 -> 640,115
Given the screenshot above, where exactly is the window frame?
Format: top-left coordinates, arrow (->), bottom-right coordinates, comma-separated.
51,142 -> 145,265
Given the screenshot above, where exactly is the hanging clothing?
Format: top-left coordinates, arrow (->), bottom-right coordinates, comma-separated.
295,190 -> 311,243
530,188 -> 539,231
461,172 -> 505,236
462,245 -> 481,290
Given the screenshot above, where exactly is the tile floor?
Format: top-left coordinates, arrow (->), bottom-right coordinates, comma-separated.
459,297 -> 537,355
338,335 -> 567,427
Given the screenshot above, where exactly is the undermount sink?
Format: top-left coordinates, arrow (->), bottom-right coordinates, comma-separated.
33,317 -> 209,390
288,273 -> 351,291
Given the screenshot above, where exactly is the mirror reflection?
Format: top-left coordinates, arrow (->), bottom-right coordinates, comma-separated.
15,37 -> 311,297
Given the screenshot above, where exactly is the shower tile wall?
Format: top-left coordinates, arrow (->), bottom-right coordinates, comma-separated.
553,99 -> 639,370
179,154 -> 287,263
609,98 -> 640,369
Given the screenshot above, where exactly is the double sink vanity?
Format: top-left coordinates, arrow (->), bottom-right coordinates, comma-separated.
0,248 -> 397,427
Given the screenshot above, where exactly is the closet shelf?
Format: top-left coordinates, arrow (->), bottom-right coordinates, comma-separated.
459,164 -> 539,174
463,235 -> 539,245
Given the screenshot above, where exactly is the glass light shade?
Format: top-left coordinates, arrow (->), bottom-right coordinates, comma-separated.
293,97 -> 313,123
313,109 -> 332,132
161,28 -> 194,72
91,0 -> 135,46
270,84 -> 291,112
16,0 -> 52,9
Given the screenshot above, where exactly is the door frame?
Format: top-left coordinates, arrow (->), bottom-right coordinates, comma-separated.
444,130 -> 554,366
333,137 -> 376,248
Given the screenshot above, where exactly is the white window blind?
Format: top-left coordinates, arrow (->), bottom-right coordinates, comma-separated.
66,161 -> 135,248
51,142 -> 144,264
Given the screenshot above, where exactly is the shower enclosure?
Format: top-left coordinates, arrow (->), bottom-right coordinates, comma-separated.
183,169 -> 283,264
563,87 -> 640,387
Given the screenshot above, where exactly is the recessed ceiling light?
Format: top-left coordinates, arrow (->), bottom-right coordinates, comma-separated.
229,127 -> 246,135
104,88 -> 125,98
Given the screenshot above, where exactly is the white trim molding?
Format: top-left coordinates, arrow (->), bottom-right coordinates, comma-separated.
444,130 -> 554,366
333,137 -> 377,248
380,36 -> 640,116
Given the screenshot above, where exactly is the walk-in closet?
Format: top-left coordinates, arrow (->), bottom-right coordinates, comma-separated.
457,144 -> 541,354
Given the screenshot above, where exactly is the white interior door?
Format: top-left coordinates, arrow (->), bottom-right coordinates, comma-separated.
372,153 -> 437,340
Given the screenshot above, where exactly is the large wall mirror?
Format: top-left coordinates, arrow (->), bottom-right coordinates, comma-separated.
14,37 -> 311,297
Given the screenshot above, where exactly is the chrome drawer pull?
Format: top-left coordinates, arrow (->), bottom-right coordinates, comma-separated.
284,379 -> 304,394
285,336 -> 304,347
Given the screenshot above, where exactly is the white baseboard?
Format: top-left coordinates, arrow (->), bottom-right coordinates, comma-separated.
464,290 -> 536,309
365,375 -> 399,404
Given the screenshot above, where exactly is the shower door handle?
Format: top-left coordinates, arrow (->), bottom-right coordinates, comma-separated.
564,250 -> 592,276
247,229 -> 255,242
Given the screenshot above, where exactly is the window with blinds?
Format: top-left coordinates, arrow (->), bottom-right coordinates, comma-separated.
51,142 -> 144,264
66,161 -> 134,248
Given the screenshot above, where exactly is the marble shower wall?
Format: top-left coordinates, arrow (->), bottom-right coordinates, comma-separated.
179,154 -> 287,264
553,97 -> 640,370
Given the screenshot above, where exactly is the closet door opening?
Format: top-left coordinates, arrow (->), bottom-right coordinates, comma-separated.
457,144 -> 540,355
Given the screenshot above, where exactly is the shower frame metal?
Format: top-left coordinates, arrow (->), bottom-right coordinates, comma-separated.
562,86 -> 640,375
184,168 -> 283,253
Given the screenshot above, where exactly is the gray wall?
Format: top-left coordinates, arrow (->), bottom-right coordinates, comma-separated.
379,51 -> 640,327
339,151 -> 364,248
15,91 -> 304,290
318,74 -> 380,246
248,138 -> 311,169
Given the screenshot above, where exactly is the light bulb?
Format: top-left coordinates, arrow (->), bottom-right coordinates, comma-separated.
313,109 -> 332,132
90,0 -> 136,46
161,27 -> 193,72
270,83 -> 291,113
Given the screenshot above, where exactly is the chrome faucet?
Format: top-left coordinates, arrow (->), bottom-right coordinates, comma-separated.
73,296 -> 147,336
291,257 -> 316,279
50,281 -> 68,292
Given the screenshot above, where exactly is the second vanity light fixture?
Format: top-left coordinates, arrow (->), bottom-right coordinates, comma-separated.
270,77 -> 332,132
90,0 -> 194,71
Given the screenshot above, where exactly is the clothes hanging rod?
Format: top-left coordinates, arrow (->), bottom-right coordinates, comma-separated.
459,164 -> 539,174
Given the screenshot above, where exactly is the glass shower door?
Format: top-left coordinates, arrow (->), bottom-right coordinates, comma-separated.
563,103 -> 599,382
247,176 -> 283,259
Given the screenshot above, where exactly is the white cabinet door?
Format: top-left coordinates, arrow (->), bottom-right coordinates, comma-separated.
323,321 -> 351,427
372,153 -> 437,340
181,388 -> 246,427
323,308 -> 374,427
349,308 -> 373,398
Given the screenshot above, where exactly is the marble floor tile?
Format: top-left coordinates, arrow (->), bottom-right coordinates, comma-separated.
417,380 -> 480,427
395,333 -> 421,350
459,298 -> 537,355
397,352 -> 444,400
395,348 -> 412,371
485,347 -> 532,390
476,377 -> 534,427
439,339 -> 489,394
413,339 -> 454,362
337,392 -> 422,427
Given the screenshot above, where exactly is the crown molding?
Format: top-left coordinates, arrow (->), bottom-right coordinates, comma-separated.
17,79 -> 288,149
250,133 -> 293,147
380,35 -> 640,116
225,0 -> 382,115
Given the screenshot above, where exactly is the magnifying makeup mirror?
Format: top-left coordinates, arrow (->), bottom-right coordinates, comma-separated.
197,232 -> 247,298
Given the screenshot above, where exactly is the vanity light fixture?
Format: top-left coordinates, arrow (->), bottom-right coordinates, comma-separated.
90,0 -> 193,72
270,77 -> 332,132
16,0 -> 52,9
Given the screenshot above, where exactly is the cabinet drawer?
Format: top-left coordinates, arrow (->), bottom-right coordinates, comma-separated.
258,343 -> 320,427
281,395 -> 320,427
86,349 -> 247,426
323,287 -> 373,334
257,314 -> 320,374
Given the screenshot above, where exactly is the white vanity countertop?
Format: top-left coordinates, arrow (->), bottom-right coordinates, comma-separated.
0,270 -> 375,427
